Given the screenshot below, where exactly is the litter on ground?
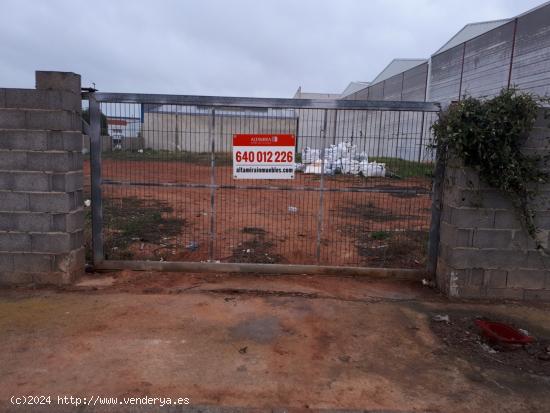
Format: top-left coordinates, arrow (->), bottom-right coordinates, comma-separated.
299,141 -> 386,177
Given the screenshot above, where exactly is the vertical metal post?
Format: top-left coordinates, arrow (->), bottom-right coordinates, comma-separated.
331,110 -> 338,145
400,72 -> 405,101
418,112 -> 426,163
208,108 -> 216,261
295,115 -> 300,155
458,42 -> 466,100
507,18 -> 518,89
376,110 -> 383,157
89,94 -> 104,263
395,111 -> 401,159
316,109 -> 328,264
418,63 -> 430,162
427,141 -> 446,276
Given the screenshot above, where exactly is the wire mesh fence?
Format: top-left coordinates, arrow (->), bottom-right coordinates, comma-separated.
84,94 -> 439,269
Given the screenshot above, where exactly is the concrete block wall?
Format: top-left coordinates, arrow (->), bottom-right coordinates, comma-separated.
0,71 -> 84,285
436,108 -> 550,300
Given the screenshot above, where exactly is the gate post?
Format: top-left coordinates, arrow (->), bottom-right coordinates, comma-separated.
89,93 -> 104,264
0,71 -> 85,285
316,109 -> 328,264
427,144 -> 446,276
208,108 -> 216,261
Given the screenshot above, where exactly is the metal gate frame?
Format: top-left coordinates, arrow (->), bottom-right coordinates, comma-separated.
84,91 -> 441,279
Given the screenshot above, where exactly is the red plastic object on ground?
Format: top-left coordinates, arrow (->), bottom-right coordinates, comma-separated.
475,319 -> 534,345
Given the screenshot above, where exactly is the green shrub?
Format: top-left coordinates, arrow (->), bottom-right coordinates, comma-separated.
431,89 -> 549,241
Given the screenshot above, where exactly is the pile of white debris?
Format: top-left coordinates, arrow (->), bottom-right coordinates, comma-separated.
296,141 -> 386,177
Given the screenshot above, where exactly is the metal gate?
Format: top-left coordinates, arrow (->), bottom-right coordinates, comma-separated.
84,92 -> 440,274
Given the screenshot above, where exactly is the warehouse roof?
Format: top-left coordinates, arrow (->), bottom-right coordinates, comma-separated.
293,86 -> 341,99
341,81 -> 370,97
434,18 -> 512,55
370,58 -> 427,85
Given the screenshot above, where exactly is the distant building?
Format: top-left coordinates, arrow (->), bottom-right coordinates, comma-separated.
293,86 -> 341,99
340,81 -> 370,99
339,1 -> 550,105
106,116 -> 141,139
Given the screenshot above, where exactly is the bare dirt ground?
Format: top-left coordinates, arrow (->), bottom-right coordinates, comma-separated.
1,272 -> 550,412
84,159 -> 431,268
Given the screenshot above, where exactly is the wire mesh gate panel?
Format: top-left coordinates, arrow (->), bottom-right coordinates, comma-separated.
85,94 -> 439,269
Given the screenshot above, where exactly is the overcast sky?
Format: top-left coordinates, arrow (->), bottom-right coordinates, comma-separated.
0,0 -> 545,97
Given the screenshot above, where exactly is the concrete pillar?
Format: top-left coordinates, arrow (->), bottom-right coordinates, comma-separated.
436,108 -> 550,300
0,71 -> 84,285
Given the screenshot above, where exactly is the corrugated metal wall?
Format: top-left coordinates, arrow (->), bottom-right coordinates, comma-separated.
402,63 -> 429,101
342,3 -> 550,104
343,62 -> 428,102
460,21 -> 515,98
512,5 -> 550,96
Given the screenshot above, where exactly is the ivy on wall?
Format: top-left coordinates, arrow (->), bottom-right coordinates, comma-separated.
431,89 -> 549,244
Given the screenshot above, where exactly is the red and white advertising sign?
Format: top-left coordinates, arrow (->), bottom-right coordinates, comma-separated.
233,134 -> 296,179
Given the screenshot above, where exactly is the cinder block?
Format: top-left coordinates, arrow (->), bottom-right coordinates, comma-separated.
73,151 -> 83,169
534,212 -> 550,229
452,166 -> 483,189
31,232 -> 71,253
507,270 -> 546,289
26,151 -> 76,172
52,209 -> 85,232
458,285 -> 486,298
51,171 -> 83,192
524,289 -> 550,301
0,191 -> 29,211
493,210 -> 521,229
0,253 -> 14,271
0,231 -> 31,251
441,205 -> 452,224
4,89 -> 60,109
469,268 -> 484,286
451,207 -> 494,228
0,130 -> 48,151
486,270 -> 507,288
0,108 -> 26,129
29,192 -> 73,213
511,230 -> 538,250
32,270 -> 74,285
36,71 -> 81,95
447,248 -> 529,269
0,172 -> 16,190
527,250 -> 550,269
73,190 -> 83,209
47,131 -> 82,151
0,150 -> 27,170
13,253 -> 53,272
480,191 -> 512,210
71,230 -> 84,250
531,193 -> 550,212
0,271 -> 33,285
440,221 -> 472,247
3,88 -> 81,112
0,171 -> 50,191
473,229 -> 512,249
25,110 -> 80,131
446,188 -> 484,208
0,212 -> 51,232
486,288 -> 525,300
0,213 -> 14,230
